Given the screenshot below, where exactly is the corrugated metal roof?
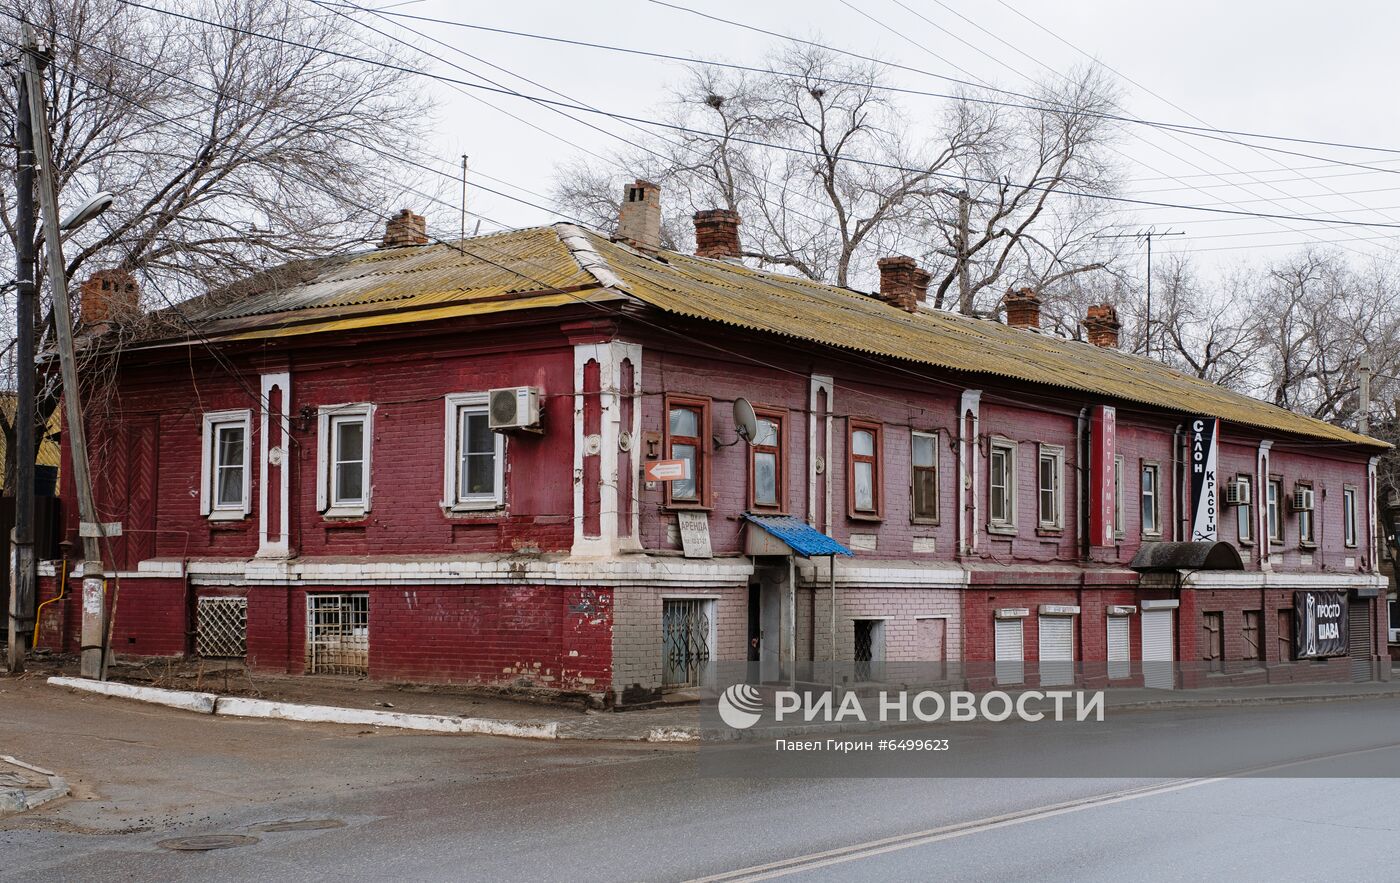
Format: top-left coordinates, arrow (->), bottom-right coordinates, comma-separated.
178,227 -> 599,330
145,223 -> 1383,448
744,514 -> 855,557
575,230 -> 1380,448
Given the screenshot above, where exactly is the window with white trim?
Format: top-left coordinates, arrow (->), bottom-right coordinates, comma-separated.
911,430 -> 939,523
1343,485 -> 1358,548
200,410 -> 252,519
317,404 -> 374,517
1037,444 -> 1064,530
1267,477 -> 1283,544
1235,475 -> 1254,545
443,392 -> 505,509
988,438 -> 1017,532
1140,462 -> 1161,536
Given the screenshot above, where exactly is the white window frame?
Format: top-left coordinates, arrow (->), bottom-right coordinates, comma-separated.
1296,481 -> 1316,548
200,409 -> 252,520
443,392 -> 506,511
1141,461 -> 1161,537
1267,477 -> 1283,544
1343,485 -> 1358,548
1235,474 -> 1254,545
988,437 -> 1018,533
910,429 -> 940,524
317,403 -> 374,518
1037,443 -> 1064,530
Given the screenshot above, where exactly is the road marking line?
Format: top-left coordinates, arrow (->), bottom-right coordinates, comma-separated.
688,741 -> 1400,882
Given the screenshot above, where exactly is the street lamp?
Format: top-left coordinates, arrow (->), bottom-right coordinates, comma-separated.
60,191 -> 114,232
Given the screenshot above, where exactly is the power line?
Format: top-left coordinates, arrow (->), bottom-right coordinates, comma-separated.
645,0 -> 1400,169
95,1 -> 1400,231
978,0 -> 1400,261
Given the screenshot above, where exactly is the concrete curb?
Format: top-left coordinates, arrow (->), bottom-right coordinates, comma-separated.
45,676 -> 560,740
0,756 -> 69,816
47,676 -> 218,714
213,696 -> 559,739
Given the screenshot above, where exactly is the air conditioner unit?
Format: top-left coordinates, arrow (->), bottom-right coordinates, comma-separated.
1292,486 -> 1314,512
1223,480 -> 1250,506
488,386 -> 542,432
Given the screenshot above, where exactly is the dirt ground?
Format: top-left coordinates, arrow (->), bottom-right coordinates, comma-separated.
15,652 -> 599,723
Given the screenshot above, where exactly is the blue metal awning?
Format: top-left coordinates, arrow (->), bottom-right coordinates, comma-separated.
742,514 -> 854,558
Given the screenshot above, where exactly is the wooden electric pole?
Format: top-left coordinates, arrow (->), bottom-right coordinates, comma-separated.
6,50 -> 37,673
21,25 -> 108,679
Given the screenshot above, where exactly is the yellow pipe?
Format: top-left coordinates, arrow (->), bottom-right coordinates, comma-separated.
32,558 -> 68,648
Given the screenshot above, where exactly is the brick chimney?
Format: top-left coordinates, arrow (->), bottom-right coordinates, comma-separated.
693,209 -> 741,260
79,269 -> 140,328
1084,303 -> 1121,348
912,267 -> 931,307
876,256 -> 925,312
1004,287 -> 1042,330
380,208 -> 428,248
617,180 -> 662,252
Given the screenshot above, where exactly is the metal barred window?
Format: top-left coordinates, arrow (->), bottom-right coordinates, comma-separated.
306,593 -> 369,676
196,596 -> 247,658
662,599 -> 712,687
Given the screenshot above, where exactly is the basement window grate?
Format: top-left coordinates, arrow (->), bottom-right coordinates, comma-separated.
196,596 -> 248,659
305,593 -> 369,676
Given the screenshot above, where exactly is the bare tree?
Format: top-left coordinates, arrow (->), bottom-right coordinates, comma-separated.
914,66 -> 1122,315
1246,250 -> 1400,424
0,0 -> 434,487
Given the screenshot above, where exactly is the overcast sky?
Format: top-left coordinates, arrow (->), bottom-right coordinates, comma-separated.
376,0 -> 1400,274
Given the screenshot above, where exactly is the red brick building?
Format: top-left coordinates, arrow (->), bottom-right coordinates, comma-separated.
36,184 -> 1390,703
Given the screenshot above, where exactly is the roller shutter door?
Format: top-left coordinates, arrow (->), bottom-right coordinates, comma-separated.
994,618 -> 1024,685
1350,602 -> 1372,682
1038,616 -> 1075,686
1106,617 -> 1131,680
1141,609 -> 1175,690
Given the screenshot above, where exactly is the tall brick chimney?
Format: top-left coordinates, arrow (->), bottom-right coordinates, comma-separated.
79,269 -> 140,328
1084,303 -> 1121,348
380,208 -> 428,248
617,180 -> 662,253
1004,287 -> 1042,330
693,209 -> 741,260
876,256 -> 922,312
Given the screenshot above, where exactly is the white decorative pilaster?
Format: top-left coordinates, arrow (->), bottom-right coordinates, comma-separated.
959,390 -> 982,556
257,371 -> 292,558
808,375 -> 833,532
572,341 -> 641,557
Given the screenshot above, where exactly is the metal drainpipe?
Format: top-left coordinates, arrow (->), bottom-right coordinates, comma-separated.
1076,408 -> 1089,559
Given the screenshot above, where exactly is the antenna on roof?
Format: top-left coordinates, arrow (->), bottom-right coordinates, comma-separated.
459,154 -> 468,251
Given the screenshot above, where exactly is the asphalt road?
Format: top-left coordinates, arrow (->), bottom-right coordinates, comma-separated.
3,678 -> 1399,882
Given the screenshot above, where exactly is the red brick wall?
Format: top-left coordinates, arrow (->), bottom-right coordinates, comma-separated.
35,573 -> 186,657
64,328 -> 579,562
247,583 -> 612,691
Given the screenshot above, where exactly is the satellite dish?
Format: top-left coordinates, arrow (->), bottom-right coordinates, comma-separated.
733,397 -> 758,445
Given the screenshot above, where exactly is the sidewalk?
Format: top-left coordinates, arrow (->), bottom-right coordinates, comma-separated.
32,657 -> 1400,743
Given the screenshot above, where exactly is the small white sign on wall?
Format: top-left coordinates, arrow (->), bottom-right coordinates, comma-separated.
677,511 -> 712,559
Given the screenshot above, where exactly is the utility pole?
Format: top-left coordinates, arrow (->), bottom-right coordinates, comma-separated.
1094,228 -> 1185,359
22,25 -> 107,679
956,190 -> 972,315
1359,353 -> 1372,435
6,53 -> 37,674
